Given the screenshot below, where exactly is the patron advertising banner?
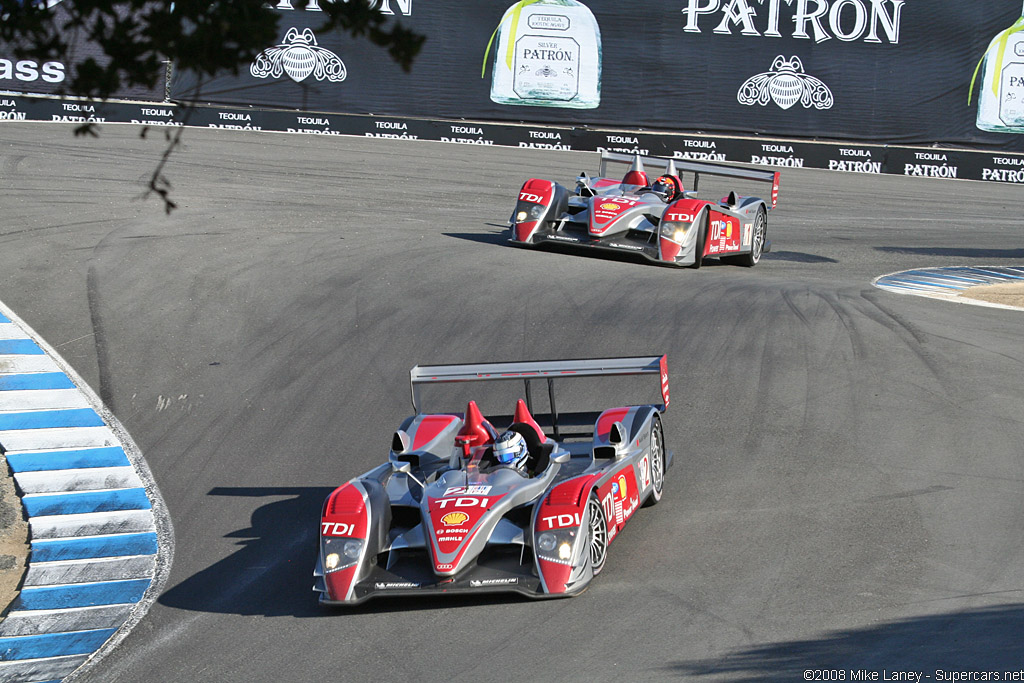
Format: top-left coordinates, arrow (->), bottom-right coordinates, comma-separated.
166,0 -> 1024,152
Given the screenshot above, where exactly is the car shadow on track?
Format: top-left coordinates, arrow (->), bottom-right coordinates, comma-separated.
875,246 -> 1024,259
157,486 -> 537,618
761,250 -> 838,263
665,603 -> 1024,679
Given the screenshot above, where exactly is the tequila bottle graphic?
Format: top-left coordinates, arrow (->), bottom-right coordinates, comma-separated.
483,0 -> 601,109
972,1 -> 1024,133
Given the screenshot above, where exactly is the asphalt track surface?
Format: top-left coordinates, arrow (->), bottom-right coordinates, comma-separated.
2,123 -> 1024,681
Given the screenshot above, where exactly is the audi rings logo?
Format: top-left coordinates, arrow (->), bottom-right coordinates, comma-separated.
251,28 -> 346,83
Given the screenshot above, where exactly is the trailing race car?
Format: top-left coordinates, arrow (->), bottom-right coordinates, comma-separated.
510,151 -> 780,268
313,356 -> 672,604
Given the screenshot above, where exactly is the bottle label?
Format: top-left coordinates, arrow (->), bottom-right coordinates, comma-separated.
513,35 -> 581,101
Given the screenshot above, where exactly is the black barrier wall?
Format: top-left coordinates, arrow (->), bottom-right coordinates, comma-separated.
3,94 -> 1023,185
4,2 -> 1024,153
163,0 -> 1024,152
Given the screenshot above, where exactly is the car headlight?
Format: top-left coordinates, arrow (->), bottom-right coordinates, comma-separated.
660,221 -> 689,242
538,532 -> 556,552
343,539 -> 363,559
324,552 -> 340,570
558,541 -> 573,561
514,202 -> 546,223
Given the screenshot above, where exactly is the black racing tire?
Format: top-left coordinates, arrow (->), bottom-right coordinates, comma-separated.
642,415 -> 666,507
586,493 -> 608,576
725,206 -> 766,267
689,217 -> 706,269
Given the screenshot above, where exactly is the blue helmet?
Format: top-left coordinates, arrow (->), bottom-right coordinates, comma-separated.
494,430 -> 529,469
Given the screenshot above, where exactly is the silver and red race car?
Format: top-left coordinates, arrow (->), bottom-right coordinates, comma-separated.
313,356 -> 672,604
510,151 -> 780,267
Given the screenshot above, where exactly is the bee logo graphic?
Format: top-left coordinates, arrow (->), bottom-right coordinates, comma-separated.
250,27 -> 347,84
737,56 -> 833,111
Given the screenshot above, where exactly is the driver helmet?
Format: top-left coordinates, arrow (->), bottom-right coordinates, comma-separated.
494,430 -> 529,469
651,175 -> 677,201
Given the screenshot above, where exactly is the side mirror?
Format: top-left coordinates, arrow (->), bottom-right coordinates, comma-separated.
550,450 -> 570,465
391,459 -> 412,474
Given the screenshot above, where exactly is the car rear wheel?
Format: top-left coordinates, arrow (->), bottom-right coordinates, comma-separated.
643,415 -> 665,507
586,493 -> 608,575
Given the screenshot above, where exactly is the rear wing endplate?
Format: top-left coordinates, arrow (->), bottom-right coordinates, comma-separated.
597,151 -> 780,209
410,356 -> 669,440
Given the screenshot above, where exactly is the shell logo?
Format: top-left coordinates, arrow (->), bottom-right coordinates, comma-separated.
441,511 -> 469,526
617,474 -> 628,501
599,203 -> 621,211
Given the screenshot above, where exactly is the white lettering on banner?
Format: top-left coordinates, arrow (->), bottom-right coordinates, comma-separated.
681,0 -> 904,44
597,146 -> 651,157
673,151 -> 727,161
982,168 -> 1024,182
828,160 -> 881,173
364,132 -> 418,139
0,111 -> 27,120
131,119 -> 184,127
1,99 -> 14,106
440,137 -> 495,145
606,135 -> 639,144
376,121 -> 407,129
904,164 -> 958,178
274,0 -> 412,16
839,148 -> 872,157
751,155 -> 804,167
208,123 -> 262,131
52,115 -> 106,123
529,130 -> 563,139
992,157 -> 1024,167
682,139 -> 717,149
0,59 -> 65,83
450,125 -> 483,135
220,112 -> 252,121
519,142 -> 573,150
140,108 -> 173,117
63,103 -> 95,112
914,152 -> 947,162
297,116 -> 330,125
287,128 -> 342,135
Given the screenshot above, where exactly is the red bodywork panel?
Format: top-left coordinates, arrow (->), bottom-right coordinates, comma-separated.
515,179 -> 555,242
412,414 -> 459,451
534,474 -> 601,594
704,210 -> 742,255
321,483 -> 370,601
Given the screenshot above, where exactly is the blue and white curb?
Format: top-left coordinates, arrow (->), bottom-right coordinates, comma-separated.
0,303 -> 172,683
873,265 -> 1024,310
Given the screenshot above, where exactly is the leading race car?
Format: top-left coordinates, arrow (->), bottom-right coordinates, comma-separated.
313,356 -> 672,605
510,151 -> 780,268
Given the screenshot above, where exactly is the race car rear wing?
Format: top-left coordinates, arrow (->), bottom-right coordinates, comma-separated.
597,151 -> 780,209
410,356 -> 669,440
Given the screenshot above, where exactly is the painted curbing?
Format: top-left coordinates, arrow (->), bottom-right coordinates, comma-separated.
873,266 -> 1024,309
0,304 -> 172,682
